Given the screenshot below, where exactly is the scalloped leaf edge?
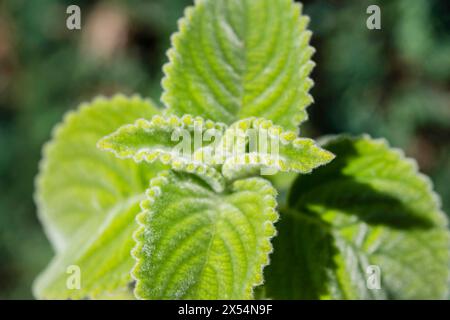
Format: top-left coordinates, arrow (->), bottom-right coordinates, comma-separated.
130,171 -> 280,299
98,114 -> 227,192
161,0 -> 317,132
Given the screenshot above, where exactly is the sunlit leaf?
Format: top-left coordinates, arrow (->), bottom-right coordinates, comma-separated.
132,171 -> 279,299
98,114 -> 227,192
162,0 -> 315,131
34,95 -> 165,299
217,118 -> 334,180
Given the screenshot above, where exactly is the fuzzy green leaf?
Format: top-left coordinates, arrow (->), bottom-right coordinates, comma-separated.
132,171 -> 279,299
34,95 -> 165,299
162,0 -> 315,131
98,114 -> 227,165
98,114 -> 227,192
217,118 -> 335,179
264,135 -> 449,299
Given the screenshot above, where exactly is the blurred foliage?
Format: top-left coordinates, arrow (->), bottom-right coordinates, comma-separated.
0,0 -> 448,298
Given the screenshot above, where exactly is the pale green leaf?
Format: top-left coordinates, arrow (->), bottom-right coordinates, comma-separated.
264,135 -> 449,299
162,0 -> 315,131
98,114 -> 227,192
34,199 -> 142,299
132,171 -> 279,299
34,95 -> 165,299
98,114 -> 227,164
216,118 -> 335,180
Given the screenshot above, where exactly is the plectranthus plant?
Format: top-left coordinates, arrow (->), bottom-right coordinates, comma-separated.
34,0 -> 449,300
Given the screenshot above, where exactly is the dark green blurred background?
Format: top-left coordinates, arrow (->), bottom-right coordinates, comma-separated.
0,0 -> 448,299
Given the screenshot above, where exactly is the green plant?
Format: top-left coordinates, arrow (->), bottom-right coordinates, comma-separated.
34,0 -> 449,299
